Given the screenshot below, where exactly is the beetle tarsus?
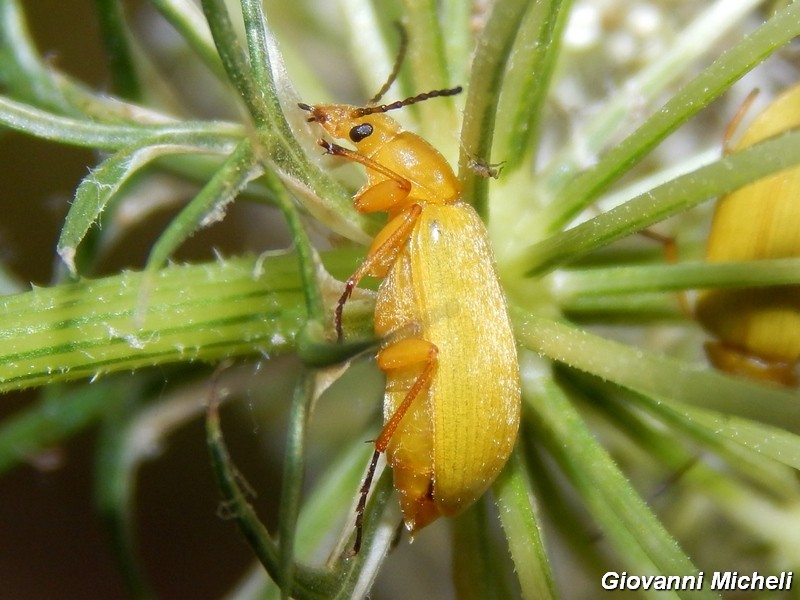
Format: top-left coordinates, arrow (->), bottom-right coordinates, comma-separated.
347,448 -> 381,557
335,281 -> 355,341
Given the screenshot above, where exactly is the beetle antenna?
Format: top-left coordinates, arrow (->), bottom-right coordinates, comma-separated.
356,86 -> 463,118
368,22 -> 408,106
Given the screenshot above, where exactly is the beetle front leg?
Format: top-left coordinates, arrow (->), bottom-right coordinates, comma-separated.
317,140 -> 411,199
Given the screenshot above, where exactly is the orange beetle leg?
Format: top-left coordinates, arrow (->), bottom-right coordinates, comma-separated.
704,341 -> 798,387
354,178 -> 411,213
318,140 -> 411,206
319,139 -> 412,213
723,88 -> 760,154
374,338 -> 438,452
346,448 -> 380,557
638,228 -> 692,317
347,338 -> 437,556
334,205 -> 422,340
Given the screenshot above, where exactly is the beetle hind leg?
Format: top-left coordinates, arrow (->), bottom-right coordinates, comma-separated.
374,338 -> 438,452
348,338 -> 439,554
376,338 -> 442,532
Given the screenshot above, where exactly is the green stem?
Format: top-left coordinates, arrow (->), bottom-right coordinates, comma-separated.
0,95 -> 242,149
149,0 -> 227,80
402,0 -> 461,150
553,258 -> 800,300
200,0 -> 269,123
0,255 -> 303,393
94,0 -> 142,100
494,0 -> 572,171
206,390 -> 333,598
264,170 -> 327,324
144,139 -> 262,270
457,0 -> 530,217
278,372 -> 315,600
0,380 -> 122,474
493,450 -> 557,600
515,313 -> 800,432
523,368 -> 712,597
0,0 -> 72,113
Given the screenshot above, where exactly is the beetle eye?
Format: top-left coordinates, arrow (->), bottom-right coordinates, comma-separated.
349,123 -> 373,143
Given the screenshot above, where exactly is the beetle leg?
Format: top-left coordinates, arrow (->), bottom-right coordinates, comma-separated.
705,341 -> 798,387
347,448 -> 380,557
348,338 -> 437,556
320,140 -> 411,194
723,88 -> 760,154
638,229 -> 692,316
334,205 -> 422,340
319,140 -> 413,213
374,338 -> 438,451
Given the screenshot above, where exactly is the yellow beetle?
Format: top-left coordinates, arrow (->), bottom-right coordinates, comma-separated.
299,91 -> 520,552
696,83 -> 800,386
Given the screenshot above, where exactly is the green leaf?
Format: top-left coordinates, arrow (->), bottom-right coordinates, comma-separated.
336,0 -> 402,104
277,373 -> 315,599
206,385 -> 397,599
577,377 -> 800,558
57,142 -> 238,274
554,258 -> 800,302
144,139 -> 261,271
94,0 -> 142,100
206,388 -> 330,598
452,499 -> 517,600
0,94 -> 243,149
524,368 -> 713,598
0,0 -> 72,113
493,450 -> 557,600
625,385 -> 800,481
401,0 -> 462,150
149,0 -> 227,80
494,0 -> 573,171
94,380 -> 154,600
232,0 -> 376,243
515,313 -> 800,432
440,0 -> 472,87
201,0 -> 272,123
